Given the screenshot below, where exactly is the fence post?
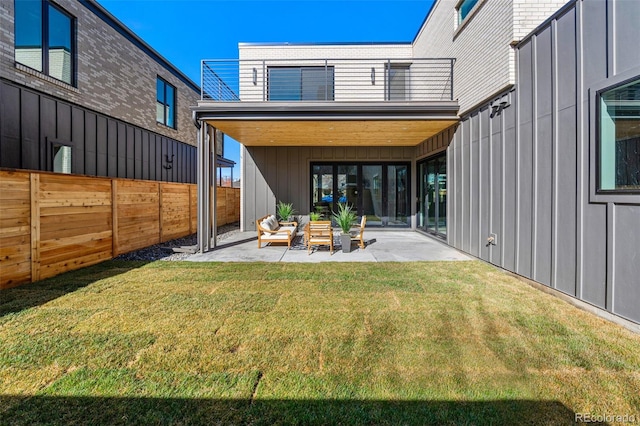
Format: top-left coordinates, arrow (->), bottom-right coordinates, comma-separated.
112,179 -> 119,257
30,173 -> 40,282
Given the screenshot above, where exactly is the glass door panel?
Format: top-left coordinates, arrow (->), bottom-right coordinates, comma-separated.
387,165 -> 410,226
362,165 -> 383,226
312,164 -> 333,219
437,158 -> 447,236
426,160 -> 437,231
337,165 -> 358,211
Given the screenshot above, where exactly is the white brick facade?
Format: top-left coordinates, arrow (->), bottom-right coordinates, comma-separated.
412,0 -> 566,114
0,0 -> 199,146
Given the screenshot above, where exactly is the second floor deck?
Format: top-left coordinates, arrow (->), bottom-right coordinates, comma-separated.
201,58 -> 455,103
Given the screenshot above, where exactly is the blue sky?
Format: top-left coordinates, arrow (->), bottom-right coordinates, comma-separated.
97,0 -> 435,176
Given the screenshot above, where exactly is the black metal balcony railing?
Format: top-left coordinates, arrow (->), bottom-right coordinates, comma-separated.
201,58 -> 454,102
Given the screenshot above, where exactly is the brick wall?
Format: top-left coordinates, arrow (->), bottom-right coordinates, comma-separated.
0,0 -> 198,146
412,0 -> 566,114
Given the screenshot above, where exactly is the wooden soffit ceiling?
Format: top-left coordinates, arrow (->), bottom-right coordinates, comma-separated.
194,101 -> 460,147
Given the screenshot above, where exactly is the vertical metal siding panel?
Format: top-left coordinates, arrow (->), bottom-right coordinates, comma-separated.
503,93 -> 517,271
127,126 -> 135,179
581,0 -> 608,309
142,132 -> 150,180
276,146 -> 288,203
517,40 -> 534,279
134,129 -> 142,180
534,29 -> 553,287
490,108 -> 503,266
555,8 -> 578,296
454,129 -> 464,250
21,90 -> 39,170
244,146 -> 256,229
96,116 -> 108,176
71,107 -> 85,175
1,83 -> 21,168
107,119 -> 118,177
40,97 -> 56,171
613,205 -> 640,323
265,147 -> 278,213
462,119 -> 471,253
117,123 -> 126,178
613,0 -> 640,75
84,112 -> 97,175
470,113 -> 480,257
479,109 -> 490,262
56,103 -> 71,142
155,135 -> 162,182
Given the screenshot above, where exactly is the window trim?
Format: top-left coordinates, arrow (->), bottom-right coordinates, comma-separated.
156,76 -> 177,129
14,0 -> 77,86
454,0 -> 486,36
589,66 -> 640,204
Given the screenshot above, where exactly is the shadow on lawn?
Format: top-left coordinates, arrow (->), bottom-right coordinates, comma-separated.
0,261 -> 146,318
0,396 -> 582,425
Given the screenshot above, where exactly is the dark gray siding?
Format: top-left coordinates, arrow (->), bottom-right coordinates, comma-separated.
444,0 -> 640,324
0,79 -> 196,184
242,145 -> 415,230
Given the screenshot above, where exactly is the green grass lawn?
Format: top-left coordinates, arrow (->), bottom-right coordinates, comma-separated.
1,260 -> 639,425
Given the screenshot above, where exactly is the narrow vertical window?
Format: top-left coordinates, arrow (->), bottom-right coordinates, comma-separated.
14,0 -> 43,72
14,0 -> 75,85
599,78 -> 640,192
156,77 -> 176,128
47,4 -> 73,84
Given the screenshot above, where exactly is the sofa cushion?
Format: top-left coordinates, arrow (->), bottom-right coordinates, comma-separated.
262,216 -> 277,231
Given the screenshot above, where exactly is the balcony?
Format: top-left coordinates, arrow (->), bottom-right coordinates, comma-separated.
195,57 -> 459,147
201,58 -> 455,102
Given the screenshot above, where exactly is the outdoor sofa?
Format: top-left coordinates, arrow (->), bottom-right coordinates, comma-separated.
256,215 -> 298,249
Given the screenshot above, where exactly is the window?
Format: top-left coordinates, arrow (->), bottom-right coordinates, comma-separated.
268,66 -> 334,101
456,0 -> 480,24
48,139 -> 72,174
385,63 -> 410,100
157,77 -> 176,128
599,77 -> 640,192
14,0 -> 75,85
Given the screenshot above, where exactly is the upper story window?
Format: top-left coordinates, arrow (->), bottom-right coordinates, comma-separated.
14,0 -> 76,86
385,63 -> 410,101
268,66 -> 335,101
156,77 -> 176,128
598,77 -> 640,192
456,0 -> 480,24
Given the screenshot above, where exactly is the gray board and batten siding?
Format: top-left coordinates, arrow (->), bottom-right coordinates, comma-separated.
441,0 -> 639,324
0,79 -> 197,183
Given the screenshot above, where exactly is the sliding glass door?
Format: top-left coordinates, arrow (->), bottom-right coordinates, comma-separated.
311,162 -> 410,227
418,153 -> 447,237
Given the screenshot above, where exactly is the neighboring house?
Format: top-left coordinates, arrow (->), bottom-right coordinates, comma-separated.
196,0 -> 638,326
0,0 -> 234,181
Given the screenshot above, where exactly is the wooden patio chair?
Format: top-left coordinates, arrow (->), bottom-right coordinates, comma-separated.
305,221 -> 333,255
350,216 -> 366,249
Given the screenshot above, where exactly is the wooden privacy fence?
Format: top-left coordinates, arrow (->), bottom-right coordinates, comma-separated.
0,170 -> 240,289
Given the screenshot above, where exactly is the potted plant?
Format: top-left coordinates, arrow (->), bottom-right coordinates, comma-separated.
276,201 -> 296,222
309,211 -> 322,221
332,202 -> 357,253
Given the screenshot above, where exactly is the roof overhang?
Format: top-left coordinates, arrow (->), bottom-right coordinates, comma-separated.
193,101 -> 459,147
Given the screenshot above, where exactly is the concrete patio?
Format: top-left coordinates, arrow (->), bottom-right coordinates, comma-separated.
186,230 -> 472,262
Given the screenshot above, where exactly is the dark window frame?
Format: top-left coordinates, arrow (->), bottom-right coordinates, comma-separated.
596,75 -> 640,195
267,66 -> 335,101
47,137 -> 74,174
14,0 -> 77,86
310,161 -> 411,227
156,76 -> 177,129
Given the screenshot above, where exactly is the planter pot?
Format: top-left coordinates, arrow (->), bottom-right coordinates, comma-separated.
340,233 -> 352,253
